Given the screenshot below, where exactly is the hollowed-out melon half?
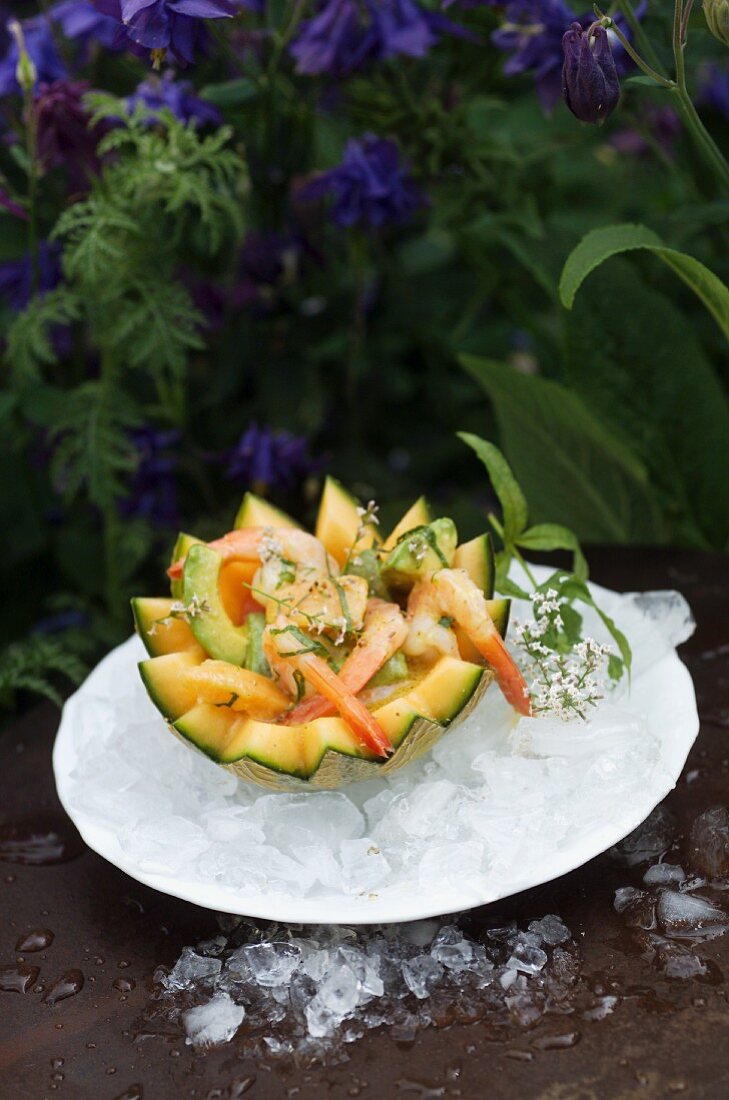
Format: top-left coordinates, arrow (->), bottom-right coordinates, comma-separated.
139,649 -> 492,791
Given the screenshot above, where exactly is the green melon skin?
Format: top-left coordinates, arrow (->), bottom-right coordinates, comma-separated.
138,647 -> 492,791
381,518 -> 458,593
182,544 -> 250,666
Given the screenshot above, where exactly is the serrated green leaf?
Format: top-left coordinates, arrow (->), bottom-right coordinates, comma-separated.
559,223 -> 729,342
458,431 -> 529,545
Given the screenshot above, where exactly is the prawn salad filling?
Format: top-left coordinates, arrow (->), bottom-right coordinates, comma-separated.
131,482 -> 524,789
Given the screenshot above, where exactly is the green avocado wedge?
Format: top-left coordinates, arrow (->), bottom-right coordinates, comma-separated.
381,518 -> 458,593
182,544 -> 249,665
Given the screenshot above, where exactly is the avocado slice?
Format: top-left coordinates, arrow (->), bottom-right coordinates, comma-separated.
182,544 -> 250,665
381,518 -> 458,593
244,611 -> 271,678
369,650 -> 409,688
169,532 -> 203,599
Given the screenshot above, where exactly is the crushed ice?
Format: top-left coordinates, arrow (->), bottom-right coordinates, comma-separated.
145,912 -> 581,1055
63,586 -> 694,911
612,805 -> 729,981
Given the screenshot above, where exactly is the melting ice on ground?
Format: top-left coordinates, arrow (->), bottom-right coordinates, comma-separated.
147,913 -> 579,1055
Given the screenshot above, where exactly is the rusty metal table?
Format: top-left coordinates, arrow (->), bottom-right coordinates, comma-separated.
1,547 -> 727,1100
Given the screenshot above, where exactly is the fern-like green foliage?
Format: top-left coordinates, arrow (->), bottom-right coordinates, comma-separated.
0,635 -> 89,709
6,99 -> 247,387
6,288 -> 81,381
47,381 -> 141,508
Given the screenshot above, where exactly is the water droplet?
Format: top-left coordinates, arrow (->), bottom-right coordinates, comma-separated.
4,874 -> 16,883
113,977 -> 136,993
44,969 -> 84,1005
50,1057 -> 65,1069
87,1041 -> 97,1049
0,963 -> 40,993
531,1031 -> 580,1051
16,928 -> 54,952
505,1050 -> 533,1062
0,815 -> 84,865
118,960 -> 130,969
94,956 -> 105,966
50,1072 -> 64,1083
106,1066 -> 117,1075
228,1079 -> 255,1097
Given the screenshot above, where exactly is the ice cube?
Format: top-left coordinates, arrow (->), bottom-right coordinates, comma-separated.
430,926 -> 474,971
614,886 -> 646,913
656,890 -> 728,939
399,919 -> 441,948
527,915 -> 570,946
240,942 -> 300,988
664,954 -> 708,979
118,815 -> 211,874
507,943 -> 548,974
643,863 -> 685,886
612,806 -> 675,865
305,966 -> 360,1036
164,948 -> 222,991
183,992 -> 244,1047
512,707 -> 643,760
583,995 -> 618,1020
402,955 -> 444,999
339,837 -> 392,895
690,807 -> 729,880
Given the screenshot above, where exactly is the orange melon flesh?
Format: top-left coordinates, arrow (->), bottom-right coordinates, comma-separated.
382,496 -> 431,550
218,561 -> 260,625
184,659 -> 290,720
315,476 -> 379,568
139,650 -> 204,720
131,598 -> 205,659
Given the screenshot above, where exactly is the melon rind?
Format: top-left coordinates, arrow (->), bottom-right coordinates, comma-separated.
165,664 -> 493,792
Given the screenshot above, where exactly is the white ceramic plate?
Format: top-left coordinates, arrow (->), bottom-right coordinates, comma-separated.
53,572 -> 699,924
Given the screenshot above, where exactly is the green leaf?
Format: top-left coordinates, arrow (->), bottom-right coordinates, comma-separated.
559,223 -> 729,342
558,575 -> 632,675
623,76 -> 670,89
199,79 -> 258,107
458,432 -> 529,545
564,260 -> 729,548
461,356 -> 664,543
517,523 -> 588,581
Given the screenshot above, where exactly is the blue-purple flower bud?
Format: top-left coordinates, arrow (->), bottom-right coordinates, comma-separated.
562,21 -> 620,124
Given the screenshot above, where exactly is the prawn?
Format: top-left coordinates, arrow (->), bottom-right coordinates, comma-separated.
167,527 -> 335,583
406,569 -> 531,716
265,616 -> 393,758
282,598 -> 408,725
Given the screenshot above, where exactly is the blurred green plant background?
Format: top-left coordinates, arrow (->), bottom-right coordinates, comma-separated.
0,0 -> 727,710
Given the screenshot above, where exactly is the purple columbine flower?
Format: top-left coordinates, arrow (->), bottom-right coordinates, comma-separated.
126,69 -> 222,125
298,134 -> 425,229
119,425 -> 181,526
0,17 -> 67,97
611,104 -> 681,157
33,80 -> 106,189
225,424 -> 326,493
0,241 -> 62,311
50,0 -> 125,53
91,0 -> 236,66
492,0 -> 639,112
290,0 -> 465,77
698,62 -> 729,121
561,20 -> 619,123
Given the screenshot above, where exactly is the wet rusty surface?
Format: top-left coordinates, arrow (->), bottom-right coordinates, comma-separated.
0,547 -> 727,1099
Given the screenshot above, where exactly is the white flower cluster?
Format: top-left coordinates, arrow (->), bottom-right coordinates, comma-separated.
149,595 -> 211,633
356,500 -> 380,529
513,589 -> 614,721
